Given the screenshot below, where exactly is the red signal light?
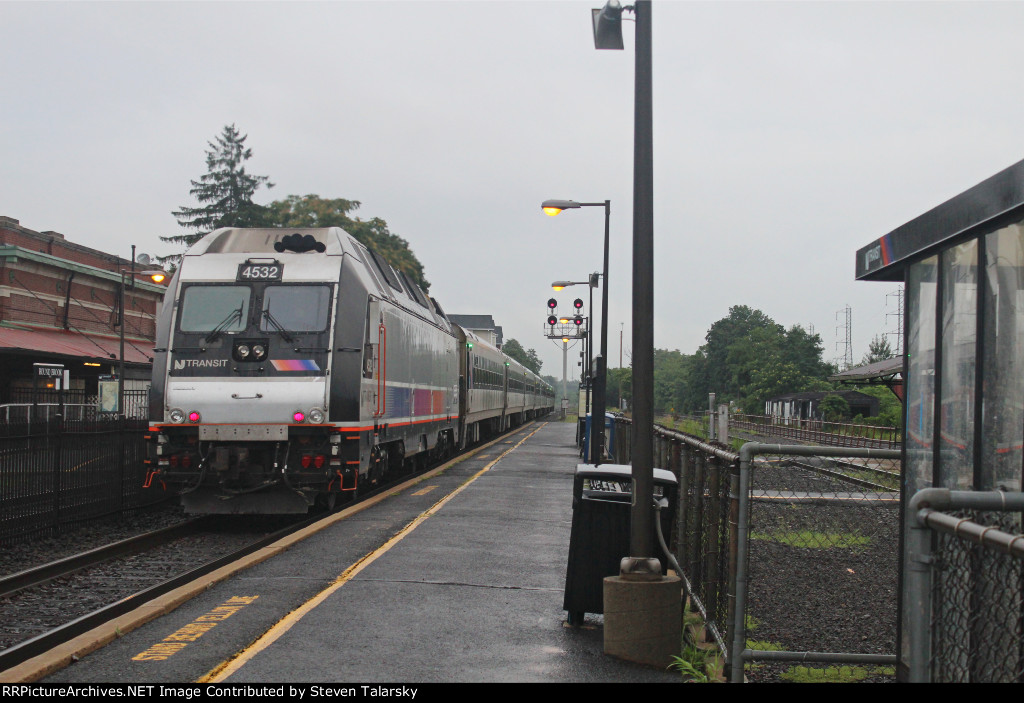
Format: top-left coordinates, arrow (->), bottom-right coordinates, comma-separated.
573,315 -> 583,326
547,315 -> 558,326
547,298 -> 557,309
573,298 -> 584,310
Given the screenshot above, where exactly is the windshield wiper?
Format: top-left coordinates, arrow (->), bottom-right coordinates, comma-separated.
204,307 -> 243,344
261,308 -> 295,343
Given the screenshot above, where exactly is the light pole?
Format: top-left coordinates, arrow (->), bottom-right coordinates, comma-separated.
117,259 -> 167,418
543,200 -> 611,466
590,0 -> 678,668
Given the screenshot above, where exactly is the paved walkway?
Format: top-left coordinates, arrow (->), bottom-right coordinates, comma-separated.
37,420 -> 679,684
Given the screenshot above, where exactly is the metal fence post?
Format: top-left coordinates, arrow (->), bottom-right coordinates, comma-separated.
906,505 -> 935,682
704,455 -> 721,642
730,443 -> 756,683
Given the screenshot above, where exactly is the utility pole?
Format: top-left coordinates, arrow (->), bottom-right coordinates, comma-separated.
835,305 -> 852,370
886,287 -> 904,355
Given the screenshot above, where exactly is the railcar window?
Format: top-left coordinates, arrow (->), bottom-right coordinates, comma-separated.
179,286 -> 251,332
260,285 -> 332,332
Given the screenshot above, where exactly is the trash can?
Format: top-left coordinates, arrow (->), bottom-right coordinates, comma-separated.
563,463 -> 678,626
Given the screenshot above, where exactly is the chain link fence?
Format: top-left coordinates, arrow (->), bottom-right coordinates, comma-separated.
905,489 -> 1024,682
730,443 -> 901,682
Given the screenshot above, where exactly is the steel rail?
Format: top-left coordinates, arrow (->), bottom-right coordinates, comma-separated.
0,518 -> 207,600
0,417 -> 547,673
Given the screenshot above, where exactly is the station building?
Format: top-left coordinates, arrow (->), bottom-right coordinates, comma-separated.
0,216 -> 165,410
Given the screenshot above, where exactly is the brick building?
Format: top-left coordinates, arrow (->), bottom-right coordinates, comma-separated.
0,216 -> 165,406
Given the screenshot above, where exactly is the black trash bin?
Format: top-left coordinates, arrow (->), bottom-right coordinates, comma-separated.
562,463 -> 678,626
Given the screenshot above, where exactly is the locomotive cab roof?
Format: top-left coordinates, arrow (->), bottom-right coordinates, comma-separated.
188,227 -> 347,256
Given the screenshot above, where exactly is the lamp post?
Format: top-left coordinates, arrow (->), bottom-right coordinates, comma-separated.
543,200 -> 611,466
588,0 -> 678,669
117,261 -> 167,419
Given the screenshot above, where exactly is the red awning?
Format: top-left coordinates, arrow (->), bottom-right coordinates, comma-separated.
0,327 -> 153,365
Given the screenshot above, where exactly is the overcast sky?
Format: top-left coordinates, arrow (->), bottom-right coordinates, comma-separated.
4,0 -> 1024,381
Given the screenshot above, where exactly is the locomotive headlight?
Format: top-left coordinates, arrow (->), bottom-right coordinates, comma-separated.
308,408 -> 325,424
169,409 -> 185,424
252,344 -> 267,360
237,344 -> 251,358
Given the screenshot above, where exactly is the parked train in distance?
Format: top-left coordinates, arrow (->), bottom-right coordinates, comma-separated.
145,227 -> 555,514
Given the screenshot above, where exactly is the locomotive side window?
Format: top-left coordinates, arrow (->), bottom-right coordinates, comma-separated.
367,248 -> 403,292
179,286 -> 251,332
259,285 -> 332,332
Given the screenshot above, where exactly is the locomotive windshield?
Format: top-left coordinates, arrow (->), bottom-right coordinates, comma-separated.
259,285 -> 332,332
179,286 -> 251,332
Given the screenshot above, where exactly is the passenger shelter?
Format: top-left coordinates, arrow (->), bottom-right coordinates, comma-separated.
856,157 -> 1024,679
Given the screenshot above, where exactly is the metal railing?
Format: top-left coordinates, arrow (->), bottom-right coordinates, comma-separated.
729,442 -> 902,682
905,489 -> 1024,682
611,417 -> 739,655
0,395 -> 166,544
730,413 -> 900,450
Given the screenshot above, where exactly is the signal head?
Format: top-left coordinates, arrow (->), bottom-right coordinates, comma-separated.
547,298 -> 557,310
573,298 -> 584,310
547,315 -> 558,326
573,315 -> 583,326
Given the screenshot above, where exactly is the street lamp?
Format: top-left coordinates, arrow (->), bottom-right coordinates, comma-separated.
117,257 -> 168,419
584,0 -> 674,668
586,0 -> 657,579
542,200 -> 611,467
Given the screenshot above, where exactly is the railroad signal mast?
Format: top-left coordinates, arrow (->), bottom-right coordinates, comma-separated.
543,298 -> 589,417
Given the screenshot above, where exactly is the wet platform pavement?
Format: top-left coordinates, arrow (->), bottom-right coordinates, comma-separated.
33,420 -> 679,684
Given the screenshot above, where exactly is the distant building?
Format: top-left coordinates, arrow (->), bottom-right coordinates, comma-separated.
447,314 -> 503,349
0,216 -> 164,405
765,390 -> 879,422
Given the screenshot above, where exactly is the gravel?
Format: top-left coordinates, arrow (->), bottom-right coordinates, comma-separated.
742,455 -> 899,683
0,502 -> 191,578
0,504 -> 301,653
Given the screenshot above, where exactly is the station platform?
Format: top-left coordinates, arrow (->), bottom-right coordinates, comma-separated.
26,420 -> 679,684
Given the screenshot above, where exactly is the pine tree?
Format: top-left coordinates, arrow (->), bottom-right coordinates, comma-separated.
862,335 -> 895,365
163,124 -> 274,253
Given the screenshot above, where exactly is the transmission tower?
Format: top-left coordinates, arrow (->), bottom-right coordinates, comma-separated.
835,305 -> 852,370
886,287 -> 904,355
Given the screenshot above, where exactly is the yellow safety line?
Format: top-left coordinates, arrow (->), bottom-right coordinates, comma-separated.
200,422 -> 547,683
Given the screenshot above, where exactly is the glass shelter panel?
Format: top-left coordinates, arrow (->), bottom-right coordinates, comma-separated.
906,256 -> 938,491
982,224 -> 1024,492
938,242 -> 977,489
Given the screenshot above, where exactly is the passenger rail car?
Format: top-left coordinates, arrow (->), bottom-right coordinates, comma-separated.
146,227 -> 553,514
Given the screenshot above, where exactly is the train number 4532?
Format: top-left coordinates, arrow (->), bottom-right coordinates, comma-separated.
237,263 -> 283,281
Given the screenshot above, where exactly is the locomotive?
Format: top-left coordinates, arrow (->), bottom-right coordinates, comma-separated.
145,227 -> 554,514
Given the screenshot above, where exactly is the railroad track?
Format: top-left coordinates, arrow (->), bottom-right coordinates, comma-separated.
782,457 -> 899,493
0,421 -> 537,674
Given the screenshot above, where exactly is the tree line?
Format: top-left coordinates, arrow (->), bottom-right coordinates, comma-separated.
603,305 -> 900,427
163,124 -> 545,374
162,124 -> 429,291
